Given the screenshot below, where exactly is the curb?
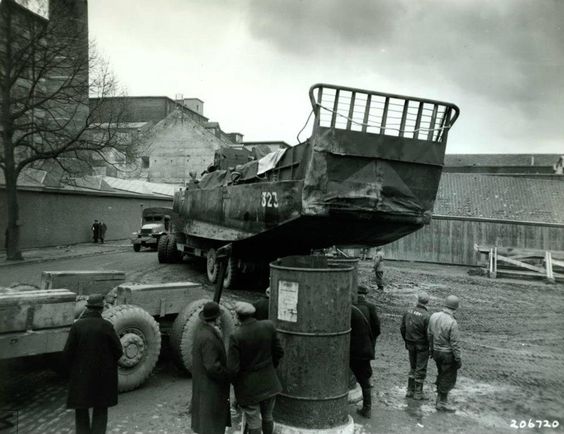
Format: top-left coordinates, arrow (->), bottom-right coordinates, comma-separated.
0,246 -> 130,268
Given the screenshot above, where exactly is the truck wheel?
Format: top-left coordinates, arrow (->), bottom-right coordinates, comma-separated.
133,244 -> 141,252
166,234 -> 182,263
223,256 -> 239,289
206,248 -> 218,283
103,305 -> 162,392
157,235 -> 170,263
170,299 -> 235,374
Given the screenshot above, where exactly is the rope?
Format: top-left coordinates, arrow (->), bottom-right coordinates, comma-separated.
296,108 -> 315,143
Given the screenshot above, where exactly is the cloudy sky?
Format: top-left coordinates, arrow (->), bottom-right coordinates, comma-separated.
89,0 -> 564,154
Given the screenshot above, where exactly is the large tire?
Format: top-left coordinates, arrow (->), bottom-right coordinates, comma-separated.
103,305 -> 162,392
222,255 -> 239,289
170,299 -> 235,374
157,235 -> 169,263
133,243 -> 141,252
206,248 -> 218,283
166,234 -> 182,263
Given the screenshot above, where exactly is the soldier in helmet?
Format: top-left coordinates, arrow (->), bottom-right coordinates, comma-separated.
400,291 -> 431,400
428,295 -> 461,412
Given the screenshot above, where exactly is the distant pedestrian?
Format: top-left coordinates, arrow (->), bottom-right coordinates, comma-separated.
401,291 -> 431,400
91,220 -> 100,243
63,294 -> 123,434
228,302 -> 284,434
373,247 -> 384,290
252,286 -> 270,320
99,221 -> 107,244
428,295 -> 462,412
191,301 -> 231,434
350,285 -> 381,418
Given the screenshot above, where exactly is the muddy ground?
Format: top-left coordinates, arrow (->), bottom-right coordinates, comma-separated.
356,260 -> 564,433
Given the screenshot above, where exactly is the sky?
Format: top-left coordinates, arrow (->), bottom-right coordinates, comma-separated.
88,0 -> 564,154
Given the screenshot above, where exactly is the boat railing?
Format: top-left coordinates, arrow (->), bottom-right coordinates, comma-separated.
309,83 -> 460,143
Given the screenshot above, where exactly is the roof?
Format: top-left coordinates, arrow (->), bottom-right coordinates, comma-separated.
444,154 -> 561,167
434,173 -> 564,224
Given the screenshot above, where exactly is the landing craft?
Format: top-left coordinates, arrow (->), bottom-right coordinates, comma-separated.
158,83 -> 460,288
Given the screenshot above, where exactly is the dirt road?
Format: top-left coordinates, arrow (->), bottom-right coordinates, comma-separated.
1,251 -> 562,433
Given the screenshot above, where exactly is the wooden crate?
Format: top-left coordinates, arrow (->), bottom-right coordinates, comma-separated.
0,289 -> 76,334
40,270 -> 126,295
112,282 -> 207,317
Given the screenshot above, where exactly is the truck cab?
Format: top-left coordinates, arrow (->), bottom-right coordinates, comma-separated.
132,207 -> 172,252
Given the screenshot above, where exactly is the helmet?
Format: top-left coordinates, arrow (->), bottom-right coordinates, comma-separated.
445,295 -> 460,310
417,291 -> 430,305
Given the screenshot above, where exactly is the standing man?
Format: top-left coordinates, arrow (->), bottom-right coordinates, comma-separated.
400,291 -> 431,400
373,247 -> 384,291
63,294 -> 123,434
91,220 -> 100,243
99,221 -> 107,244
428,295 -> 461,412
191,301 -> 231,434
228,302 -> 284,434
252,286 -> 270,320
350,285 -> 381,418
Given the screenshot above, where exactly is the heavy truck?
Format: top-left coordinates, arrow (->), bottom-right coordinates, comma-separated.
157,83 -> 460,288
131,207 -> 173,252
1,83 -> 460,394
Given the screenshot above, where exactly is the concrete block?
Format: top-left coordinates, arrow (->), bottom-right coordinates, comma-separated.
40,270 -> 126,295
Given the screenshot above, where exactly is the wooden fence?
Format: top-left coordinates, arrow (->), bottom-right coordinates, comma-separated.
382,216 -> 564,266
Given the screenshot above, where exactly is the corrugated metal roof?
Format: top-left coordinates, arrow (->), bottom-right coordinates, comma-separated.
444,154 -> 561,167
102,177 -> 179,197
434,173 -> 564,224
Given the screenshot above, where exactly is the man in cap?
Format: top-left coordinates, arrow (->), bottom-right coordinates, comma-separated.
401,291 -> 431,400
428,295 -> 461,412
191,301 -> 231,434
350,285 -> 381,418
227,302 -> 284,434
63,294 -> 123,434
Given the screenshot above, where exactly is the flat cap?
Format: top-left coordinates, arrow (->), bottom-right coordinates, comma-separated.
235,301 -> 256,316
86,294 -> 104,308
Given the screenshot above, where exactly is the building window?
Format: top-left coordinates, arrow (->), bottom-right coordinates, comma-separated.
141,156 -> 150,168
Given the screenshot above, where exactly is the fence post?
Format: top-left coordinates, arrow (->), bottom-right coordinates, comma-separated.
545,251 -> 555,283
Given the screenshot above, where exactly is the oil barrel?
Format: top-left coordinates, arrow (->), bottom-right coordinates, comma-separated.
327,257 -> 359,303
270,255 -> 353,429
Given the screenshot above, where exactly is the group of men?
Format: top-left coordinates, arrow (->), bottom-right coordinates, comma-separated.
91,219 -> 107,243
191,300 -> 284,434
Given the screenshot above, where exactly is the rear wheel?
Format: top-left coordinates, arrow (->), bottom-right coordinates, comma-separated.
223,256 -> 240,289
166,234 -> 182,263
103,305 -> 161,392
206,248 -> 218,283
170,299 -> 235,373
133,243 -> 141,252
157,235 -> 169,263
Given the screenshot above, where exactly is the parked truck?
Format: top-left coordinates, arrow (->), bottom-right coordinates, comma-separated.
157,83 -> 460,288
131,207 -> 174,252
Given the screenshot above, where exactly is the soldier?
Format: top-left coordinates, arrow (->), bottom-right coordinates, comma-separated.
428,295 -> 462,412
99,221 -> 107,244
401,291 -> 431,400
91,219 -> 100,243
63,294 -> 123,434
350,285 -> 381,418
227,302 -> 284,434
373,247 -> 384,290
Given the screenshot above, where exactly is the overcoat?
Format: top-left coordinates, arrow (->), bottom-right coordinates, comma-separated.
350,298 -> 381,360
63,309 -> 123,409
191,321 -> 231,434
227,318 -> 284,406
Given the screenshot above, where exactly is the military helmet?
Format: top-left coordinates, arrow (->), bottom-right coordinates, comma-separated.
444,295 -> 460,310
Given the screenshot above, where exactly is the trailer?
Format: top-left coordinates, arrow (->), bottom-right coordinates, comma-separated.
0,271 -> 234,392
157,83 -> 460,288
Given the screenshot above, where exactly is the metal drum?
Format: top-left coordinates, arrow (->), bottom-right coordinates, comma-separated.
270,256 -> 353,429
327,257 -> 360,303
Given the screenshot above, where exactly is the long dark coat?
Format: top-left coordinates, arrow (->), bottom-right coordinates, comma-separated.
63,309 -> 123,409
191,321 -> 231,434
350,298 -> 381,360
227,318 -> 284,406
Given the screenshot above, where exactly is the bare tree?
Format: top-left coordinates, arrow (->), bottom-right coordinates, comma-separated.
0,0 -> 131,260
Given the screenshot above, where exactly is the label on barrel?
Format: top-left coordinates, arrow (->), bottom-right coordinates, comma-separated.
277,280 -> 298,322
